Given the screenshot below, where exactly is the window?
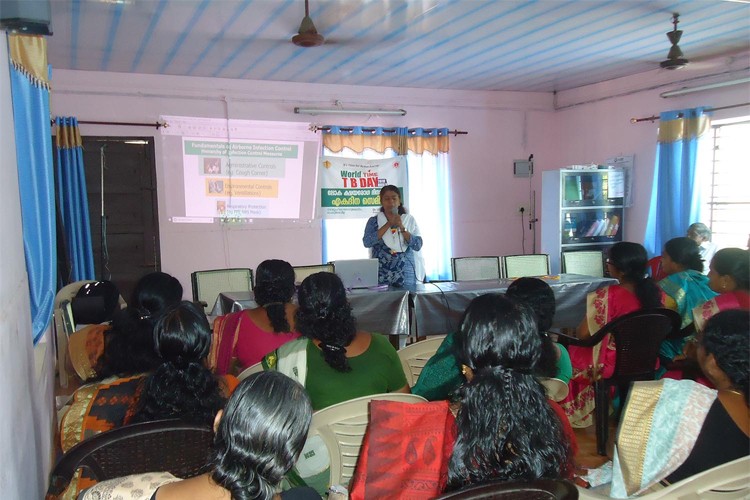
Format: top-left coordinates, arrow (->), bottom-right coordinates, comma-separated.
702,119 -> 750,249
321,138 -> 453,281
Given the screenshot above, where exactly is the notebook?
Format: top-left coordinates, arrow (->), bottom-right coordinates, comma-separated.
333,259 -> 380,289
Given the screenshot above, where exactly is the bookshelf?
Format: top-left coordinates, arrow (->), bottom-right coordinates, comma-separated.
541,168 -> 625,274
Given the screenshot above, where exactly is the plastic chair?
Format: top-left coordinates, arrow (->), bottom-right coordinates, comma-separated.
648,256 -> 667,281
451,257 -> 502,281
46,419 -> 213,498
294,264 -> 334,284
502,254 -> 550,278
54,280 -> 126,388
539,377 -> 569,402
306,392 -> 427,489
436,478 -> 579,499
397,335 -> 447,386
562,251 -> 604,278
237,361 -> 264,381
577,456 -> 750,499
53,300 -> 76,388
191,268 -> 254,310
562,308 -> 681,455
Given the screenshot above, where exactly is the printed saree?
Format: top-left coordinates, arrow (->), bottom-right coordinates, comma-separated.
659,270 -> 718,361
58,374 -> 145,500
609,379 -> 716,497
562,285 -> 642,428
692,290 -> 750,332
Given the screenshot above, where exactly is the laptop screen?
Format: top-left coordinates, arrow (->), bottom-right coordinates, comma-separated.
333,259 -> 380,289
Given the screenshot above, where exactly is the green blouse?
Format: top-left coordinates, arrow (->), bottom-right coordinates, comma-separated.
412,332 -> 573,401
305,333 -> 407,411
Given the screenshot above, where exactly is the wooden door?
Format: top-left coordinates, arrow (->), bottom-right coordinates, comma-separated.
81,137 -> 160,302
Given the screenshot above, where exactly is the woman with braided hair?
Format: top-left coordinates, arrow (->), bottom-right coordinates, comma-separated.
447,293 -> 572,490
263,272 -> 408,411
211,260 -> 300,374
126,301 -> 238,426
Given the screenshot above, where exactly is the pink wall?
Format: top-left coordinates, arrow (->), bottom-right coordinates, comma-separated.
51,70 -> 555,291
50,65 -> 749,292
548,65 -> 750,246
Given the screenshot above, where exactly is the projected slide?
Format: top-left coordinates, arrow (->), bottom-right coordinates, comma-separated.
183,138 -> 304,219
160,116 -> 321,223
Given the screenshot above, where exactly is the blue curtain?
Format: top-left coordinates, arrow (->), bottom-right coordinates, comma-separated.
55,116 -> 95,282
9,35 -> 56,343
645,108 -> 711,257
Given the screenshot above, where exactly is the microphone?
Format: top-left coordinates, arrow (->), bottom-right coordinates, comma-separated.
390,207 -> 400,229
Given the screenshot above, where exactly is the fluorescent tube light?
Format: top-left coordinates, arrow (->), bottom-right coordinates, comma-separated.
294,107 -> 406,116
660,77 -> 750,98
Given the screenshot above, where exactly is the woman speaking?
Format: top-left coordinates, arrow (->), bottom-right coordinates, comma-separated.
362,185 -> 423,287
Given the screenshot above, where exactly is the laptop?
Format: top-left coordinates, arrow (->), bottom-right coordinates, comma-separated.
333,259 -> 380,289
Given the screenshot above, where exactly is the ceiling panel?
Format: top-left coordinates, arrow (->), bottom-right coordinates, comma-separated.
44,0 -> 750,92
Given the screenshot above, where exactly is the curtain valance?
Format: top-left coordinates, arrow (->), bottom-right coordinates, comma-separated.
657,109 -> 711,143
322,126 -> 450,155
55,117 -> 83,149
8,34 -> 49,89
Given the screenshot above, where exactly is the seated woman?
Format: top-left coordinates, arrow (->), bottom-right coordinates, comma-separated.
658,237 -> 718,363
263,272 -> 408,411
67,280 -> 123,381
447,293 -> 573,490
411,277 -> 570,401
126,301 -> 238,426
211,259 -> 300,375
81,372 -> 318,500
59,273 -> 184,497
350,294 -> 574,498
562,242 -> 664,428
94,271 -> 183,379
506,277 -> 572,383
693,247 -> 749,331
61,272 -> 184,449
603,310 -> 749,497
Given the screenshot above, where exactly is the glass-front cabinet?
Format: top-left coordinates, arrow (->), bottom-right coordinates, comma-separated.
542,169 -> 626,274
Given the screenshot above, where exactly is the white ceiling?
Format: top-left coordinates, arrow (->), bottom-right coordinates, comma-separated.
45,0 -> 750,92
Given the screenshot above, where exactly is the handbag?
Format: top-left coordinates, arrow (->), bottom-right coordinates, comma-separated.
350,399 -> 456,500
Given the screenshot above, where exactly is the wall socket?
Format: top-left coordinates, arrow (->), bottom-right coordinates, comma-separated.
518,205 -> 528,215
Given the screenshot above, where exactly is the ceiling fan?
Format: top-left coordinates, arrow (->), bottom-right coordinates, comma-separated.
660,13 -> 689,69
292,0 -> 325,48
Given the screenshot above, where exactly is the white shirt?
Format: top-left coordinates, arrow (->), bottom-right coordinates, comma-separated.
698,241 -> 718,274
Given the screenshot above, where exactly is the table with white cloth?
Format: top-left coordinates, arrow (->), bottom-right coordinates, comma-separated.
211,287 -> 411,336
410,274 -> 617,336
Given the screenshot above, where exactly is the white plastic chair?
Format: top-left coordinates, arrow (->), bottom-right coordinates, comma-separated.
397,335 -> 447,386
305,392 -> 427,489
562,251 -> 604,278
502,254 -> 550,278
577,456 -> 750,499
539,377 -> 569,402
53,300 -> 76,388
451,256 -> 502,281
237,361 -> 264,381
294,264 -> 334,284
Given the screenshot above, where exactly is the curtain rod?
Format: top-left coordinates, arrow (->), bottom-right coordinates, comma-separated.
311,125 -> 467,136
630,102 -> 750,123
51,118 -> 167,129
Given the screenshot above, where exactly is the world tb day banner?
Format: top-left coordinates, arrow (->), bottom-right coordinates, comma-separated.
319,156 -> 408,219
